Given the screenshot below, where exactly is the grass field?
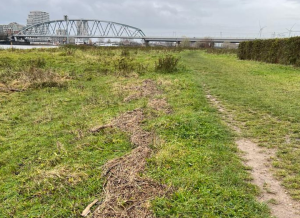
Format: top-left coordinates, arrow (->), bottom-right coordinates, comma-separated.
183,51 -> 300,201
0,47 -> 281,217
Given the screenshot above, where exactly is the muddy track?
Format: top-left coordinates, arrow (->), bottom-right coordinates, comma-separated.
92,80 -> 171,218
206,94 -> 300,218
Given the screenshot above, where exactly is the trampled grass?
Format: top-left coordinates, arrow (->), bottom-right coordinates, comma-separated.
182,50 -> 300,200
0,47 -> 271,217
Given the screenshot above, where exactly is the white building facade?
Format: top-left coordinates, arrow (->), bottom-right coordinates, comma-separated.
27,11 -> 50,26
27,11 -> 50,35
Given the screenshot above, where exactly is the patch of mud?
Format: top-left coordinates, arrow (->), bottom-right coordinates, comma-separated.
206,93 -> 300,218
148,98 -> 172,114
123,79 -> 160,102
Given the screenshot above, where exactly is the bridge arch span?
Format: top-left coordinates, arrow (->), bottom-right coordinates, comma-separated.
15,19 -> 146,39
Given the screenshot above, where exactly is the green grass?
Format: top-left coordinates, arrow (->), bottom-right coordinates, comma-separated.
145,70 -> 270,218
182,50 -> 300,200
0,47 -> 271,217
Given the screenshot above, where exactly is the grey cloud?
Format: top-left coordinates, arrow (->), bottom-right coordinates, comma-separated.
1,0 -> 300,37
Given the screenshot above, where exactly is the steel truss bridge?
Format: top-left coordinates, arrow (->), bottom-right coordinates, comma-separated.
14,19 -> 146,41
13,19 -> 256,44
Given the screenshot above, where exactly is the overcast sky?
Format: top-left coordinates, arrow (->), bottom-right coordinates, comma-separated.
1,0 -> 300,38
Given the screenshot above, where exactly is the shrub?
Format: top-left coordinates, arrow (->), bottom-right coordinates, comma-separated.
181,38 -> 191,48
238,37 -> 300,66
194,37 -> 215,49
113,57 -> 134,76
155,55 -> 180,73
121,49 -> 130,57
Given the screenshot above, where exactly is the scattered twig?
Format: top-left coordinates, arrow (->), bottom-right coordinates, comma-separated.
90,124 -> 113,133
81,199 -> 98,217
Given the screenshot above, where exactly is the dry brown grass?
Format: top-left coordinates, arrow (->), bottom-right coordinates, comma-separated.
34,165 -> 88,186
148,98 -> 172,114
0,68 -> 68,92
122,79 -> 161,102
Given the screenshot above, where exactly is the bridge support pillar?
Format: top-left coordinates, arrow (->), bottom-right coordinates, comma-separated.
176,41 -> 181,47
144,40 -> 150,47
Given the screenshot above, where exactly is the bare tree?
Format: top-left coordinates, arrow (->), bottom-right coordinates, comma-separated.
181,37 -> 191,48
194,37 -> 214,48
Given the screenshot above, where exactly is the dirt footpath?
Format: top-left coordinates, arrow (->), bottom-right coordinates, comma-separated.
206,93 -> 300,218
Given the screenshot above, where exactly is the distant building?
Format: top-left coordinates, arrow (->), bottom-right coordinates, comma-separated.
27,11 -> 50,35
27,11 -> 50,26
0,22 -> 24,35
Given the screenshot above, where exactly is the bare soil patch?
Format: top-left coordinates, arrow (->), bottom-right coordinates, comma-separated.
206,93 -> 300,218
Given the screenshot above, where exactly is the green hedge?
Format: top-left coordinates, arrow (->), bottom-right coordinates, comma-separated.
238,37 -> 300,66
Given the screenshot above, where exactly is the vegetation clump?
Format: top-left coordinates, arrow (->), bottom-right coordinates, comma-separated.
121,49 -> 130,57
155,55 -> 180,73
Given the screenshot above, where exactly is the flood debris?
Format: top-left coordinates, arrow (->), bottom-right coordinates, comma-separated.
123,79 -> 161,102
148,98 -> 172,114
92,81 -> 172,218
